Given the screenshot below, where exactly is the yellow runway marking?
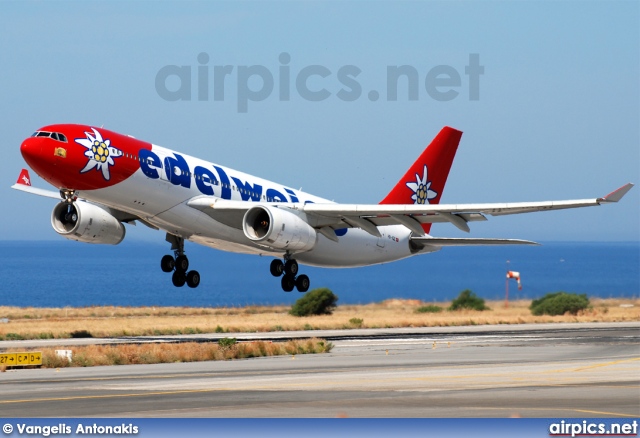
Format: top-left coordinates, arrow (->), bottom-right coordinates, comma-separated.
572,357 -> 640,372
546,357 -> 640,374
574,409 -> 639,418
468,407 -> 638,418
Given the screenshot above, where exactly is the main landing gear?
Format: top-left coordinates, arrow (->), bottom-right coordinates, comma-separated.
161,234 -> 200,288
270,255 -> 310,293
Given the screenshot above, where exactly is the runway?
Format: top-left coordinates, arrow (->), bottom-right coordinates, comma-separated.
1,323 -> 638,417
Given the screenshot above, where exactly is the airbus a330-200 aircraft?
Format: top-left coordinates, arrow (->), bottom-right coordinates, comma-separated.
13,124 -> 633,292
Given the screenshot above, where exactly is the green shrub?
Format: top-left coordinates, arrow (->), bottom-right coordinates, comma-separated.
416,305 -> 443,313
316,341 -> 334,353
289,288 -> 338,317
448,290 -> 489,311
349,317 -> 364,327
530,292 -> 590,316
218,337 -> 237,350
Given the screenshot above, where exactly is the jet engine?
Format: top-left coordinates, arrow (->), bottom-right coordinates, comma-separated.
243,205 -> 317,252
51,201 -> 126,245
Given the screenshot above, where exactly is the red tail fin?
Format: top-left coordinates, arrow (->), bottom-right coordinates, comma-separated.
380,126 -> 462,233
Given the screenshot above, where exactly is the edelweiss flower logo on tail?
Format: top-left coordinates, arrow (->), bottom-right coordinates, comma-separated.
406,165 -> 437,204
75,128 -> 122,181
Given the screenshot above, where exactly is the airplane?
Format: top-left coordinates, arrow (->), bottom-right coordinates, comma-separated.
12,124 -> 633,292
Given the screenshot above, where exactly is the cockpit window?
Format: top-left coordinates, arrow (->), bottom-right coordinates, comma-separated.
32,131 -> 67,142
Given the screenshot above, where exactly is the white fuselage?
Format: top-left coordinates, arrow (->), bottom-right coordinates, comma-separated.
75,144 -> 425,268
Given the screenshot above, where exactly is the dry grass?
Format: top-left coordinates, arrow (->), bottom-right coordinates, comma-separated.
6,338 -> 333,368
0,298 -> 638,340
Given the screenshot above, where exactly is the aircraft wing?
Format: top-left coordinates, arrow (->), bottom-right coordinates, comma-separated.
11,182 -> 61,199
301,182 -> 635,234
188,183 -> 634,239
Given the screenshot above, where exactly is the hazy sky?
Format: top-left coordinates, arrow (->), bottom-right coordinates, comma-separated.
2,1 -> 638,242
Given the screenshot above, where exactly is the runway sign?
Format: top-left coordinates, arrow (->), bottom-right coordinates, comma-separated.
0,351 -> 42,366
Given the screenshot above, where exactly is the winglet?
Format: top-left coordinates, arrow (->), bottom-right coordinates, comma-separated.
16,168 -> 32,186
598,183 -> 634,203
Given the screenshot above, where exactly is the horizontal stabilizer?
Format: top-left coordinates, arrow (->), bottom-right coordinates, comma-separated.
412,237 -> 539,246
11,168 -> 61,199
11,183 -> 61,199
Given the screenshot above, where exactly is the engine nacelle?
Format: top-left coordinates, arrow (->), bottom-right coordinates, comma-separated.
51,201 -> 125,245
243,205 -> 317,252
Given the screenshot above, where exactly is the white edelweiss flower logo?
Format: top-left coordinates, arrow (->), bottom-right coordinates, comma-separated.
75,128 -> 122,181
406,165 -> 438,204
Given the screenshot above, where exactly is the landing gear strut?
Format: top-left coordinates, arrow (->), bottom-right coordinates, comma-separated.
161,233 -> 200,288
270,255 -> 309,292
59,188 -> 77,203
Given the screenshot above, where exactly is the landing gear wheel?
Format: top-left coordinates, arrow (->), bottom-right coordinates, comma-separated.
295,275 -> 310,292
270,259 -> 284,277
186,270 -> 200,288
284,259 -> 299,276
160,255 -> 175,273
175,255 -> 189,272
281,274 -> 295,292
172,270 -> 186,287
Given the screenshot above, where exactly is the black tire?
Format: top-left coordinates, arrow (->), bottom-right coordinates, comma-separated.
270,259 -> 284,277
175,255 -> 189,272
281,274 -> 295,292
172,270 -> 186,287
186,270 -> 200,288
284,259 -> 299,276
295,274 -> 310,293
160,255 -> 175,273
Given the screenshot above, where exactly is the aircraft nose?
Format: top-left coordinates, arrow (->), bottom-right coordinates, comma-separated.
20,137 -> 42,163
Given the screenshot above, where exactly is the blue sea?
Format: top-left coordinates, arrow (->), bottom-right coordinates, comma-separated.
0,240 -> 638,308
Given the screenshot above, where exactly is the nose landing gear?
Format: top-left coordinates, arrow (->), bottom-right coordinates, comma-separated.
270,256 -> 310,292
161,234 -> 200,288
